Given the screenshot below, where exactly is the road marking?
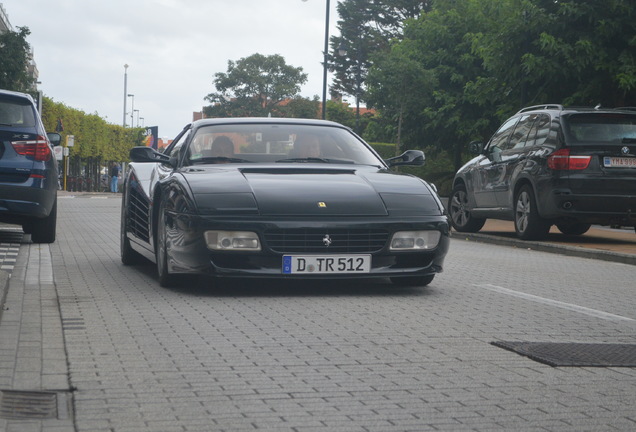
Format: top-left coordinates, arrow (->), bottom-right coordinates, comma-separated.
475,283 -> 635,322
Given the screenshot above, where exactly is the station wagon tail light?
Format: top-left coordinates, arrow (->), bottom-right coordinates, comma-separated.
390,230 -> 441,250
11,136 -> 52,161
547,148 -> 591,170
204,231 -> 260,251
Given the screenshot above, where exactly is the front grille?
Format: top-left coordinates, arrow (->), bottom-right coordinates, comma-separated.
264,228 -> 389,254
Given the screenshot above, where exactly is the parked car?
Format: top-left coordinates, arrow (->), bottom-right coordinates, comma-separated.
0,89 -> 60,243
448,104 -> 636,240
121,117 -> 449,287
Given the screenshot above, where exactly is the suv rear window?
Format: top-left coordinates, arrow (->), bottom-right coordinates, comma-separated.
0,98 -> 36,127
565,113 -> 636,144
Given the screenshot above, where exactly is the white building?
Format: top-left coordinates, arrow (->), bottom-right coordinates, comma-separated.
0,3 -> 39,90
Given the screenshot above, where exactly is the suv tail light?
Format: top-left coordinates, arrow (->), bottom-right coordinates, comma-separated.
11,136 -> 52,161
547,148 -> 591,170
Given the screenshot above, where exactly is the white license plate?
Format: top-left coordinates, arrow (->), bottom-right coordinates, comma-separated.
282,254 -> 371,274
604,156 -> 636,168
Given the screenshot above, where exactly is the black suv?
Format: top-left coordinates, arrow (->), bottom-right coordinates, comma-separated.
448,104 -> 636,240
0,89 -> 61,243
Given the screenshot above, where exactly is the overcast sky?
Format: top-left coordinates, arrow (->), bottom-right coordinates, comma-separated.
4,0 -> 341,138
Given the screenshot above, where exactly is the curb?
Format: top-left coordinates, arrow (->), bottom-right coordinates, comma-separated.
452,231 -> 636,266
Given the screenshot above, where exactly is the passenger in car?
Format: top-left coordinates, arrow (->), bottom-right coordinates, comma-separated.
292,134 -> 321,158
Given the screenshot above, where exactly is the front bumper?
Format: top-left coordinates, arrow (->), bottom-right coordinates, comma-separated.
165,214 -> 450,279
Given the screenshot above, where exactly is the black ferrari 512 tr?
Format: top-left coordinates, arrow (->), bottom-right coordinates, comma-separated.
121,117 -> 449,287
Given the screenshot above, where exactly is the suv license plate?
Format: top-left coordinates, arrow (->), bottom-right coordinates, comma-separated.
282,255 -> 371,274
604,156 -> 636,168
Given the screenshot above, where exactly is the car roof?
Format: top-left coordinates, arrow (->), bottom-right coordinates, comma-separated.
0,88 -> 35,103
190,117 -> 351,130
515,104 -> 636,116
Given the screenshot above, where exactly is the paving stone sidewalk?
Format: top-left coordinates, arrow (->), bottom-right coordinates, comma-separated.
0,235 -> 73,431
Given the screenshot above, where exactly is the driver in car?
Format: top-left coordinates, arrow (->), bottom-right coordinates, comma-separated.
210,136 -> 235,157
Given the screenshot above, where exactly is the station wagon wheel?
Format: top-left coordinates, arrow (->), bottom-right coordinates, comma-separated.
448,184 -> 485,233
514,185 -> 550,240
390,274 -> 435,287
156,198 -> 178,287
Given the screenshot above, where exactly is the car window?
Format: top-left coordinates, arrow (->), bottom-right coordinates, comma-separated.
164,128 -> 191,167
525,114 -> 551,147
507,115 -> 537,150
565,113 -> 636,144
487,117 -> 518,152
185,124 -> 384,166
0,98 -> 36,127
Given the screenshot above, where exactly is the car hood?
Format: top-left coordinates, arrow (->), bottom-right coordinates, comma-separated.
185,165 -> 442,216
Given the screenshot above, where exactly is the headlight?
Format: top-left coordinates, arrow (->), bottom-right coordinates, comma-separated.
390,230 -> 441,250
204,231 -> 261,251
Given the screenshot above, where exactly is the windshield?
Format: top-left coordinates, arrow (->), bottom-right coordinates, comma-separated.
564,113 -> 636,144
186,123 -> 384,166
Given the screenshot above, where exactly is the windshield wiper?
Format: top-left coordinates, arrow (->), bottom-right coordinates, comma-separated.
276,157 -> 354,164
621,137 -> 636,143
194,156 -> 253,164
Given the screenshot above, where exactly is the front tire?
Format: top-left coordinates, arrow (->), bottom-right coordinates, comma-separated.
448,184 -> 486,233
514,185 -> 550,240
29,199 -> 57,243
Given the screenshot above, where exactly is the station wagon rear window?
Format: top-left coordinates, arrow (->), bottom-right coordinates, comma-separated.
565,113 -> 636,144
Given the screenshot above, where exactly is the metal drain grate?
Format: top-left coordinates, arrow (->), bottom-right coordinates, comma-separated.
62,317 -> 86,330
0,390 -> 72,420
492,342 -> 636,367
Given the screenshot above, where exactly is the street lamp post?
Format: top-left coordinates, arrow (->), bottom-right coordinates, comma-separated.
139,117 -> 145,128
321,0 -> 330,120
134,109 -> 140,127
123,64 -> 128,127
304,0 -> 331,120
128,94 -> 134,128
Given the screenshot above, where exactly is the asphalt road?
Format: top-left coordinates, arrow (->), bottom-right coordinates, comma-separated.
1,193 -> 636,431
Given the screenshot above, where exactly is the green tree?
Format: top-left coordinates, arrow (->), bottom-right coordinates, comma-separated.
325,99 -> 356,128
204,54 -> 308,117
329,1 -> 431,104
366,42 -> 435,154
367,0 -> 493,170
0,26 -> 35,91
274,96 -> 320,119
528,0 -> 636,107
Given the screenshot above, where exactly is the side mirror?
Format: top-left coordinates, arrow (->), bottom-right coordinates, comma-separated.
129,146 -> 171,164
47,132 -> 62,146
385,150 -> 425,167
468,140 -> 483,155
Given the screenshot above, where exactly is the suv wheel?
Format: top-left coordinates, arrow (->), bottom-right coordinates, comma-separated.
556,222 -> 591,236
448,184 -> 486,232
29,199 -> 57,244
514,185 -> 550,240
